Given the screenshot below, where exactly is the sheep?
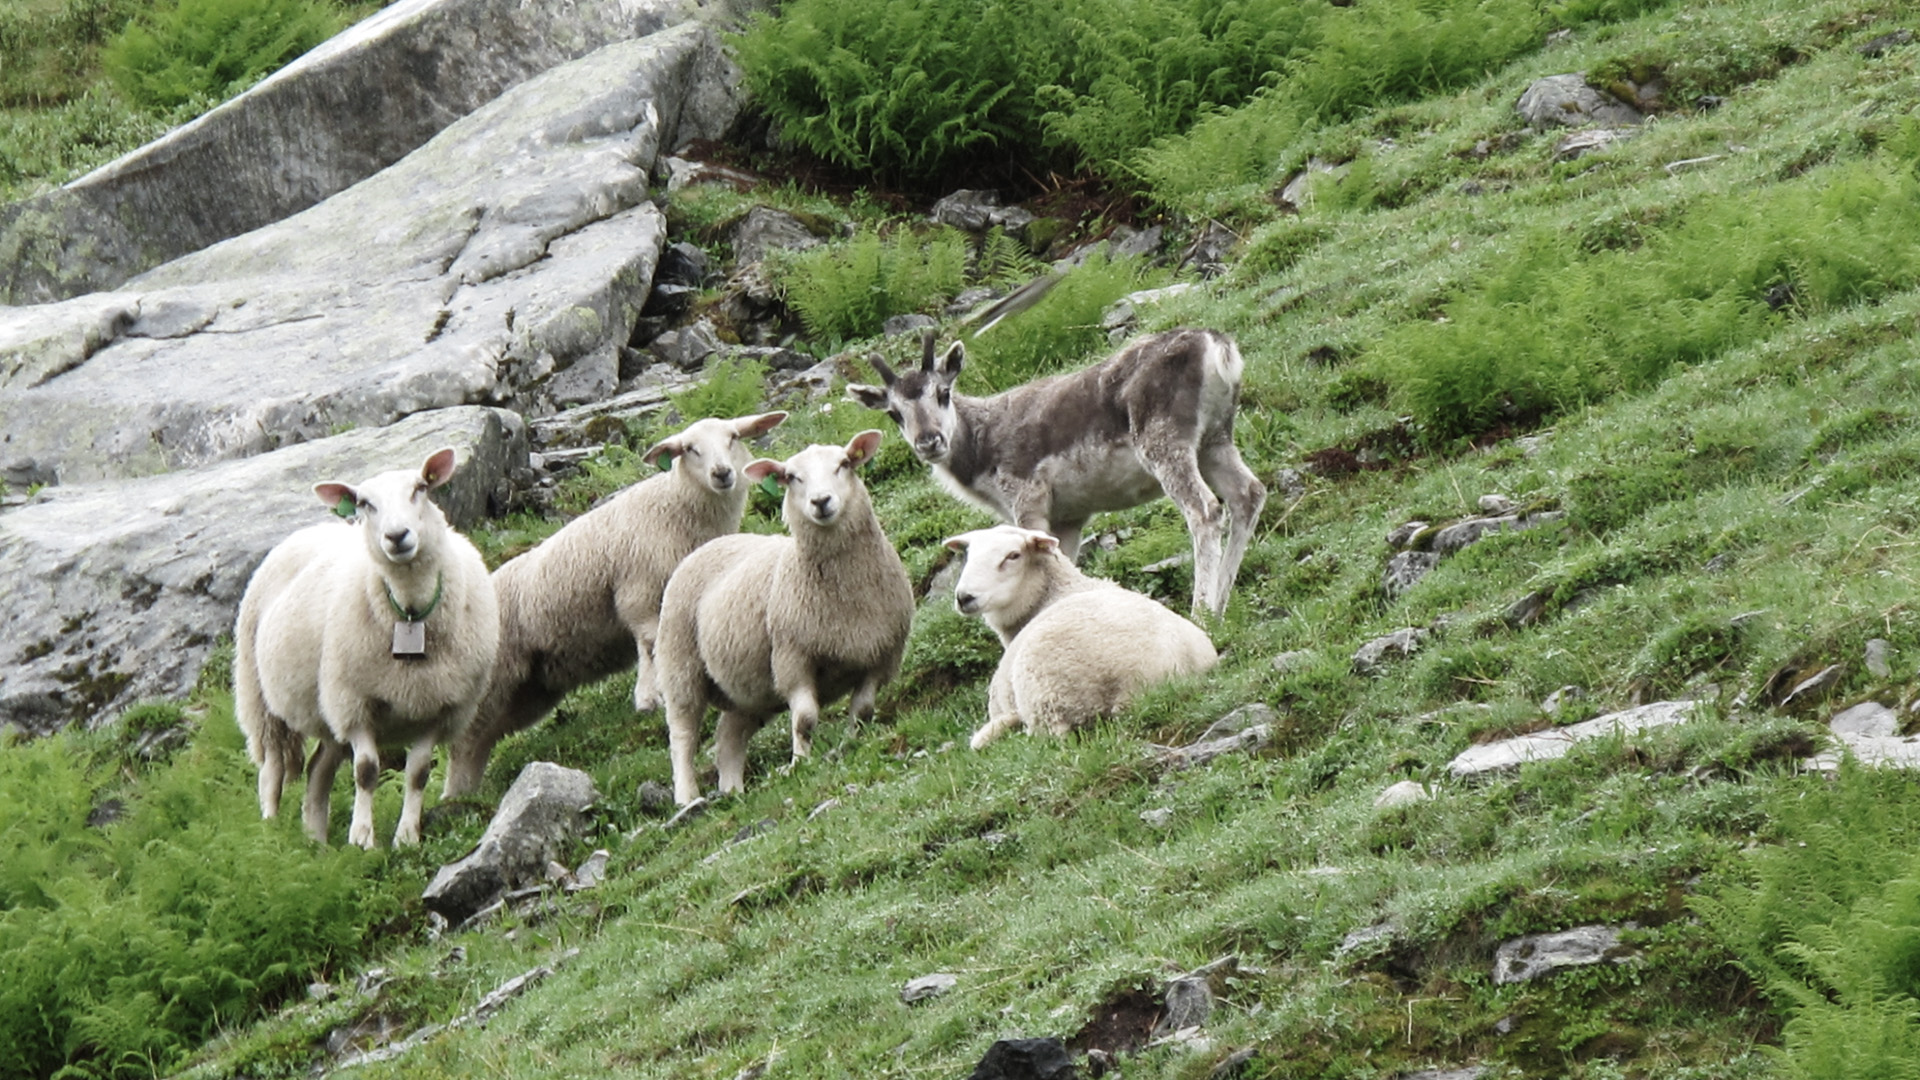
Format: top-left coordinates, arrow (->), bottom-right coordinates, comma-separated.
943,524 -> 1218,749
849,328 -> 1266,618
654,430 -> 915,805
441,411 -> 789,798
233,448 -> 499,849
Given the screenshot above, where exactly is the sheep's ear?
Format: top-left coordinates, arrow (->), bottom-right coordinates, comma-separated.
868,353 -> 898,386
1026,531 -> 1062,555
314,481 -> 356,516
934,341 -> 965,381
735,411 -> 788,438
846,383 -> 890,412
421,448 -> 459,489
642,437 -> 681,471
844,429 -> 884,468
943,534 -> 971,553
744,458 -> 787,485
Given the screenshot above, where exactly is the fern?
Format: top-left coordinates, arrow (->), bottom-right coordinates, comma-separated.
101,0 -> 340,109
775,227 -> 968,342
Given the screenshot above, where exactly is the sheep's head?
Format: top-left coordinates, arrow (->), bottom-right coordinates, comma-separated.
643,411 -> 788,496
847,331 -> 963,464
944,525 -> 1061,618
746,430 -> 883,528
314,448 -> 458,566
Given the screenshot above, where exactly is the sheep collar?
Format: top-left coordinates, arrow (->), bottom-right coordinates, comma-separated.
385,572 -> 445,623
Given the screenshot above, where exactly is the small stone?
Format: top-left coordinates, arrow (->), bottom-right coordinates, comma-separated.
1274,159 -> 1343,210
947,286 -> 1000,315
1541,685 -> 1583,715
1515,73 -> 1644,130
1209,1048 -> 1257,1079
901,972 -> 959,1004
1140,807 -> 1175,829
1154,976 -> 1214,1037
544,860 -> 572,883
1338,923 -> 1394,955
637,780 -> 674,815
1383,551 -> 1438,600
967,1037 -> 1077,1080
1271,468 -> 1307,502
664,797 -> 708,829
1271,650 -> 1315,675
1352,628 -> 1429,677
1196,703 -> 1276,743
883,313 -> 938,337
930,189 -> 1002,231
807,798 -> 841,821
1858,29 -> 1914,57
569,849 -> 609,891
308,981 -> 335,1001
1448,701 -> 1697,777
1374,780 -> 1430,809
1554,127 -> 1639,161
1401,1069 -> 1488,1080
1867,638 -> 1893,679
1831,702 -> 1899,739
1493,925 -> 1633,984
1783,664 -> 1845,708
1477,494 -> 1516,514
1109,225 -> 1164,261
731,207 -> 822,266
1386,521 -> 1429,549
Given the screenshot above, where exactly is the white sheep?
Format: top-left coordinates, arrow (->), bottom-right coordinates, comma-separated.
442,411 -> 788,798
943,525 -> 1218,749
654,430 -> 915,804
233,448 -> 499,848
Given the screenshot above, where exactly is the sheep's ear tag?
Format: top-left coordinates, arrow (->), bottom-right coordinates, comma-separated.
392,621 -> 427,659
333,495 -> 356,519
657,453 -> 675,473
757,475 -> 782,498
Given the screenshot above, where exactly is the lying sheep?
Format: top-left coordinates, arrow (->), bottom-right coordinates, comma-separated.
442,411 -> 788,798
944,525 -> 1217,749
655,430 -> 915,804
234,448 -> 499,848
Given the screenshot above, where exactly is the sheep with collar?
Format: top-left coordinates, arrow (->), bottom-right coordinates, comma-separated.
442,411 -> 788,798
944,525 -> 1217,749
234,448 -> 498,848
654,430 -> 914,804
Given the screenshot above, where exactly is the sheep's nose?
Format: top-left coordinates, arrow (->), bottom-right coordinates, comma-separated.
810,494 -> 833,514
955,591 -> 978,613
711,465 -> 733,487
385,528 -> 412,546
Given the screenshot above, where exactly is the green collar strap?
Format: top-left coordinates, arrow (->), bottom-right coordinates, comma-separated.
385,571 -> 445,623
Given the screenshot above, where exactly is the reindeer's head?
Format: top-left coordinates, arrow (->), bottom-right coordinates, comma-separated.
315,448 -> 458,567
848,331 -> 965,465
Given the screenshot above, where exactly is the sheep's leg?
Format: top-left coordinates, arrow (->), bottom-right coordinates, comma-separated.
344,728 -> 384,850
631,618 -> 661,713
665,690 -> 708,806
848,671 -> 883,727
787,681 -> 821,763
970,667 -> 1022,751
1139,438 -> 1227,619
393,735 -> 437,846
303,741 -> 348,844
1199,440 -> 1267,617
715,710 -> 757,794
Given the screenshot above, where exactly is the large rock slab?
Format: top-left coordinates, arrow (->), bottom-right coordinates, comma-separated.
0,24 -> 721,489
0,0 -> 759,306
1806,701 -> 1920,771
423,762 -> 601,924
0,406 -> 526,734
1448,700 -> 1697,777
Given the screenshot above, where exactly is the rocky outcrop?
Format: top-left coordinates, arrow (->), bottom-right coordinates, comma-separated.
0,24 -> 720,489
1516,74 -> 1644,130
423,762 -> 601,924
0,406 -> 526,734
0,0 -> 759,306
1492,925 -> 1635,984
1447,700 -> 1698,778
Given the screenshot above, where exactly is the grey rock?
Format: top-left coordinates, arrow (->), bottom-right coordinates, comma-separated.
1541,685 -> 1584,716
423,762 -> 601,923
731,207 -> 823,266
1867,638 -> 1893,679
1783,664 -> 1846,708
1399,1069 -> 1487,1080
1,26 -> 720,489
1109,225 -> 1165,262
0,0 -> 756,306
1195,704 -> 1276,744
773,358 -> 840,400
1516,73 -> 1644,130
1102,283 -> 1196,332
0,406 -> 524,733
807,797 -> 841,821
665,797 -> 709,828
1386,521 -> 1429,549
947,286 -> 1000,316
1140,807 -> 1175,829
1374,780 -> 1430,809
1151,723 -> 1271,770
1448,700 -> 1698,778
1493,924 -> 1633,984
1831,702 -> 1898,739
901,972 -> 959,1004
1211,1049 -> 1258,1078
1431,511 -> 1563,557
656,242 -> 713,288
1555,127 -> 1640,161
930,189 -> 1002,231
1154,976 -> 1214,1037
1271,467 -> 1307,502
637,780 -> 675,814
1275,159 -> 1343,210
1858,29 -> 1914,57
726,343 -> 813,373
1476,494 -> 1516,514
643,282 -> 699,318
529,376 -> 692,449
1271,650 -> 1315,675
883,314 -> 939,338
569,848 -> 610,890
653,319 -> 723,371
1180,221 -> 1239,278
1337,923 -> 1395,956
1352,628 -> 1428,676
967,1038 -> 1077,1080
1383,551 -> 1438,600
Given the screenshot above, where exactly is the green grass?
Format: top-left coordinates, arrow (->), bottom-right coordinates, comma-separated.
18,0 -> 1920,1076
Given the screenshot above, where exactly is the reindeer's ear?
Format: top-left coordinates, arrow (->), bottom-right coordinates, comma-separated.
846,383 -> 890,412
845,429 -> 884,468
421,447 -> 459,489
743,458 -> 787,484
642,436 -> 682,470
935,341 -> 966,381
868,353 -> 898,385
734,411 -> 788,438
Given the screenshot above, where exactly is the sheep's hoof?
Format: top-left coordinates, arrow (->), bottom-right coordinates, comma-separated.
348,823 -> 378,850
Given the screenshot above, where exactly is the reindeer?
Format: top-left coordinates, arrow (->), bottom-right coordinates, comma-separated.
849,328 -> 1266,617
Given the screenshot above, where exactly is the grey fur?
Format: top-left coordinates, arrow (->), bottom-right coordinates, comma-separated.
850,328 -> 1265,616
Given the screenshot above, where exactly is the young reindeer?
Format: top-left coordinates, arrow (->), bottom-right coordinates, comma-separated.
849,328 -> 1266,617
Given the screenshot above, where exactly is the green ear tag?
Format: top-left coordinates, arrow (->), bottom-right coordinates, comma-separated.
658,453 -> 675,473
334,495 -> 356,519
757,476 -> 782,498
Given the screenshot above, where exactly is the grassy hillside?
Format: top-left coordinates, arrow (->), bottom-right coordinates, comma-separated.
10,0 -> 1920,1077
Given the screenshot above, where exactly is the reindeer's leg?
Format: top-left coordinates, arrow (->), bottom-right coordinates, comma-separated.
1049,520 -> 1086,561
1199,439 -> 1268,616
1138,434 -> 1227,618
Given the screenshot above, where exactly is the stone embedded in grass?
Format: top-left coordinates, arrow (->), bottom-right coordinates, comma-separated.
1271,650 -> 1315,674
1781,664 -> 1845,708
1383,551 -> 1438,599
902,972 -> 959,1004
1352,628 -> 1429,676
883,313 -> 938,337
422,762 -> 600,924
1554,127 -> 1640,162
1374,780 -> 1430,809
1492,924 -> 1635,984
1806,701 -> 1920,773
1399,1068 -> 1488,1080
966,1037 -> 1077,1080
1867,638 -> 1894,679
1515,74 -> 1644,130
1541,685 -> 1584,715
1447,700 -> 1698,777
730,207 -> 823,267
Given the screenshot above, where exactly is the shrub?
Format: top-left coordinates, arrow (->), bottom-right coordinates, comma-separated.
101,0 -> 340,109
961,251 -> 1158,390
774,227 -> 969,343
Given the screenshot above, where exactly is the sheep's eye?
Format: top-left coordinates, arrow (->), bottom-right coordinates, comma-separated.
1000,551 -> 1020,568
357,499 -> 373,513
730,433 -> 739,444
686,446 -> 701,457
